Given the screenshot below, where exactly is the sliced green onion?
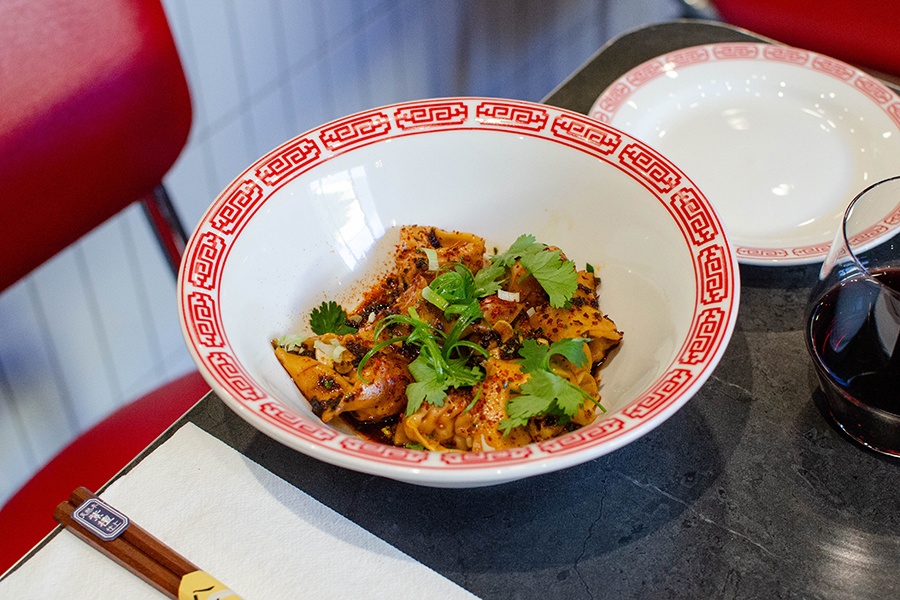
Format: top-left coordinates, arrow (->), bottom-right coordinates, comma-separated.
497,289 -> 519,302
277,334 -> 306,352
314,338 -> 347,362
420,247 -> 439,271
421,285 -> 449,310
463,386 -> 482,413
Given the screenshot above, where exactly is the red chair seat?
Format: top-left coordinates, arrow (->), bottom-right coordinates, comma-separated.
713,0 -> 900,78
0,371 -> 209,574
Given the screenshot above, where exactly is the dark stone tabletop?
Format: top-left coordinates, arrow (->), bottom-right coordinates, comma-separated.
90,20 -> 900,600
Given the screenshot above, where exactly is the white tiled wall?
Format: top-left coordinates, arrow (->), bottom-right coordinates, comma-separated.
0,0 -> 678,507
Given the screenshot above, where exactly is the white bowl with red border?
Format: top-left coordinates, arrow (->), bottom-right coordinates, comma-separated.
178,97 -> 740,487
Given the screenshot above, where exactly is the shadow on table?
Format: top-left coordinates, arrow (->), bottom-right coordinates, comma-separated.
233,330 -> 755,597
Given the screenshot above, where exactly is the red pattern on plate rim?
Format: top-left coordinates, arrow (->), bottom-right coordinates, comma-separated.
590,43 -> 900,263
179,97 -> 738,472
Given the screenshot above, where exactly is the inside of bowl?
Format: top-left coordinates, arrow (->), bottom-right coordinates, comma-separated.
216,129 -> 698,423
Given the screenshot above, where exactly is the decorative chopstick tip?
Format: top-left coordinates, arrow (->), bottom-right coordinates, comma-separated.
55,488 -> 244,599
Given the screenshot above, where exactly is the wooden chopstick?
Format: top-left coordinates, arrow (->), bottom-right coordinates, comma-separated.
54,499 -> 181,598
54,487 -> 241,599
69,486 -> 198,579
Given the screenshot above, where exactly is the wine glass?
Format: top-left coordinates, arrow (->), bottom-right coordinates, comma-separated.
805,175 -> 900,456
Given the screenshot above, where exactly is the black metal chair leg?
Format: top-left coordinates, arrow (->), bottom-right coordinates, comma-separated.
140,184 -> 189,277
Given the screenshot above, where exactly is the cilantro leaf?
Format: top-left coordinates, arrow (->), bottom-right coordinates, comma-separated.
543,337 -> 590,368
500,370 -> 591,433
472,261 -> 506,297
517,338 -> 551,373
406,354 -> 450,414
498,337 -> 596,434
424,262 -> 502,319
500,386 -> 553,431
405,351 -> 485,415
489,234 -> 578,308
309,301 -> 358,335
421,264 -> 486,347
499,371 -> 590,434
518,338 -> 590,372
525,370 -> 591,416
359,306 -> 488,415
491,234 -> 540,267
519,247 -> 577,308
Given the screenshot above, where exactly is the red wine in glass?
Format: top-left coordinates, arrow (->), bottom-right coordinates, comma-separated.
805,176 -> 900,456
807,269 -> 900,444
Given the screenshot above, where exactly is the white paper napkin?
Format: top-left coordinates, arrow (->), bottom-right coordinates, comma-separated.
0,423 -> 479,599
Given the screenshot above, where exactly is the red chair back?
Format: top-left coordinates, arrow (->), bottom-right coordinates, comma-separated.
0,0 -> 192,291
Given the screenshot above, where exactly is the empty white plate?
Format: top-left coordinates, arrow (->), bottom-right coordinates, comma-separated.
590,42 -> 900,265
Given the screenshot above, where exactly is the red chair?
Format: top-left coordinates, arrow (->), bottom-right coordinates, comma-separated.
0,0 -> 208,573
707,0 -> 900,79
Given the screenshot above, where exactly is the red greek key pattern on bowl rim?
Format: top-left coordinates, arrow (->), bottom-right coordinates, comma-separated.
258,401 -> 338,442
735,246 -> 790,259
849,224 -> 890,246
885,202 -> 900,225
550,112 -> 622,157
394,100 -> 468,130
209,180 -> 265,235
712,44 -> 759,60
855,76 -> 894,105
626,59 -> 665,87
791,243 -> 832,257
476,100 -> 549,131
697,245 -> 730,306
761,45 -> 808,64
623,369 -> 693,421
618,143 -> 682,194
539,418 -> 627,453
179,97 -> 738,472
595,82 -> 632,116
811,56 -> 855,81
319,110 -> 392,152
341,438 -> 430,464
888,104 -> 900,130
441,447 -> 532,465
185,231 -> 227,291
206,351 -> 265,401
680,307 -> 726,365
669,187 -> 720,247
255,138 -> 321,187
185,291 -> 224,349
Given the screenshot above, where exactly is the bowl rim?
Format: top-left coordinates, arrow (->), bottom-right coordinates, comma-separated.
177,96 -> 741,487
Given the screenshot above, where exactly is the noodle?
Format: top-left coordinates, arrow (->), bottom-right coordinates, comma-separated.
274,225 -> 622,451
